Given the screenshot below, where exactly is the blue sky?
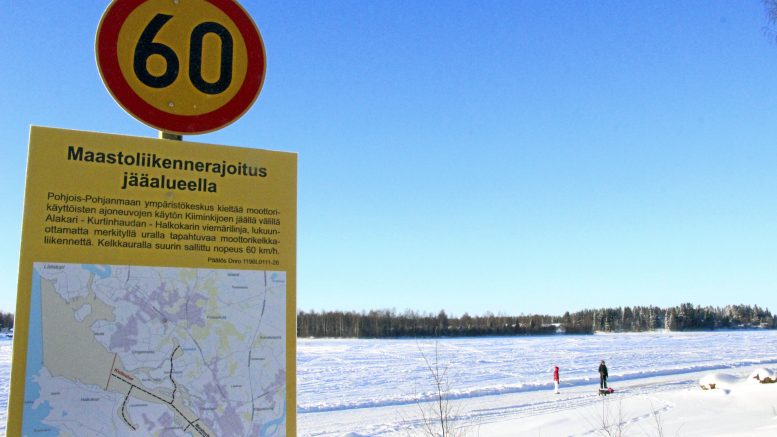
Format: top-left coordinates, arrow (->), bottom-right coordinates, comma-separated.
2,1 -> 777,316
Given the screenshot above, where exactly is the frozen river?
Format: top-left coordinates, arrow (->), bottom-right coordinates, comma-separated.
297,330 -> 777,413
297,331 -> 777,435
2,332 -> 777,436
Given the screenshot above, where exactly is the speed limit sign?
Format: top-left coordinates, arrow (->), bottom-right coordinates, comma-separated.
96,0 -> 266,134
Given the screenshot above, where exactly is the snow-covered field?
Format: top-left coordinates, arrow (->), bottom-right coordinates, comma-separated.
0,339 -> 9,436
298,331 -> 777,436
2,332 -> 777,435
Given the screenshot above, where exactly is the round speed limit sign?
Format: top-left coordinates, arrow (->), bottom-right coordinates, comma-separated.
96,0 -> 266,134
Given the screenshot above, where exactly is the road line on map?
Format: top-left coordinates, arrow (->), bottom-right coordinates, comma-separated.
111,373 -> 209,437
106,353 -> 117,390
169,345 -> 181,403
120,386 -> 137,431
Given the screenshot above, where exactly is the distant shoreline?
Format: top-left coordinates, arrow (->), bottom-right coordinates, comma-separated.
298,304 -> 776,338
298,326 -> 777,340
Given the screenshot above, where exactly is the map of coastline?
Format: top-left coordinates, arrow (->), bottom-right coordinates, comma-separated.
23,263 -> 286,436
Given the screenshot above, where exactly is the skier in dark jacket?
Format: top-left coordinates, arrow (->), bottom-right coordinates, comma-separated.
598,360 -> 608,389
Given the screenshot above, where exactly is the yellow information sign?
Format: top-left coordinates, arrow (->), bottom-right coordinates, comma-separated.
7,126 -> 296,436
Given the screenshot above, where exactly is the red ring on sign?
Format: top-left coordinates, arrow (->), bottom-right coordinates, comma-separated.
96,0 -> 265,134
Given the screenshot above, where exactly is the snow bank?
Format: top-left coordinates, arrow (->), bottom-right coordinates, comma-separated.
699,368 -> 777,392
699,372 -> 741,391
748,367 -> 777,383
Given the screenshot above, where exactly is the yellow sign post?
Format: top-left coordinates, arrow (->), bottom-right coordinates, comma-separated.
7,126 -> 297,436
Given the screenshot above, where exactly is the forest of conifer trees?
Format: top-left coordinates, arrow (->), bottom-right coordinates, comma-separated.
0,311 -> 13,331
297,304 -> 776,338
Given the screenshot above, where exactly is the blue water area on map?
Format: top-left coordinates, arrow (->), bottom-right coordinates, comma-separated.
260,400 -> 286,437
82,264 -> 112,279
22,268 -> 59,436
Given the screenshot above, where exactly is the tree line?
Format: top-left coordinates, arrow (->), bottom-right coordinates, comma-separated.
0,311 -> 13,331
297,304 -> 777,338
0,304 -> 772,338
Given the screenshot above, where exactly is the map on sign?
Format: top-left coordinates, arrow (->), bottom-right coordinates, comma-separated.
22,263 -> 286,436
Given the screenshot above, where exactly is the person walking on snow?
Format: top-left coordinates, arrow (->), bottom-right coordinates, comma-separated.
553,366 -> 560,394
598,360 -> 608,389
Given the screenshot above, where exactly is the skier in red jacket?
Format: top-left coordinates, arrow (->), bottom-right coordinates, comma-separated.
553,366 -> 560,394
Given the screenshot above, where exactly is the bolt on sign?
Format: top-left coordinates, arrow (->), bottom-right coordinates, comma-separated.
96,0 -> 266,134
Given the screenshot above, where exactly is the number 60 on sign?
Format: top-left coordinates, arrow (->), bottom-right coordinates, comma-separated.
96,0 -> 266,135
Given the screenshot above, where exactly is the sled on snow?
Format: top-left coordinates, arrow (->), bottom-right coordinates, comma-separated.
598,387 -> 615,396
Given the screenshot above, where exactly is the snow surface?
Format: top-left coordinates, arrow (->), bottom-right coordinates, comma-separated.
0,339 -> 8,436
297,331 -> 777,436
2,332 -> 777,436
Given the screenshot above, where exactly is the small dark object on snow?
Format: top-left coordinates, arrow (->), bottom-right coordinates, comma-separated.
753,373 -> 776,384
598,387 -> 615,396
